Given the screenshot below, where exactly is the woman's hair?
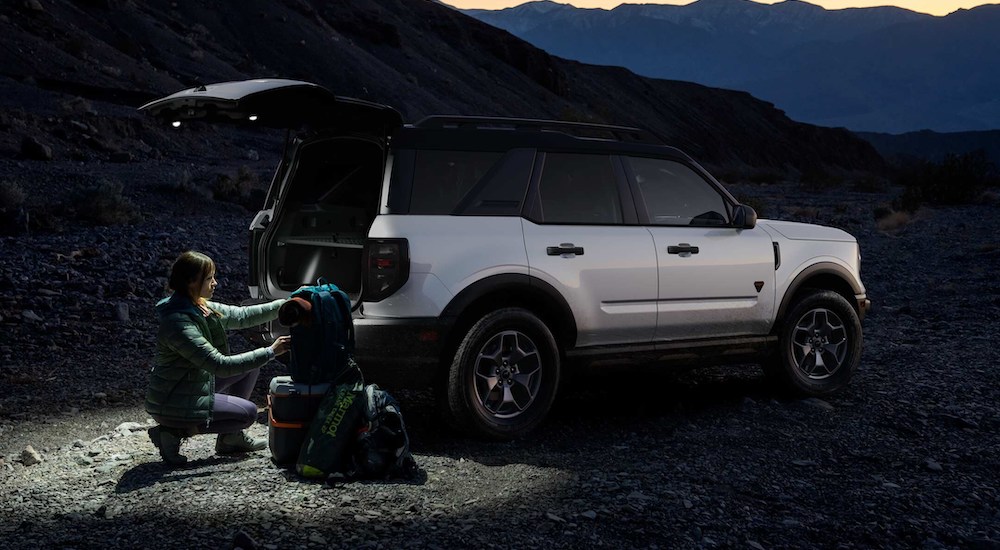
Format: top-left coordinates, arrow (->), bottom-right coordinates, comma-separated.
168,251 -> 215,303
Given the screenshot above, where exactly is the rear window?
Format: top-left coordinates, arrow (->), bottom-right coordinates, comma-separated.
409,150 -> 503,214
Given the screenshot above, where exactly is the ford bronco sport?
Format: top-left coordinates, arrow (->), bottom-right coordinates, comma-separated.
142,79 -> 871,439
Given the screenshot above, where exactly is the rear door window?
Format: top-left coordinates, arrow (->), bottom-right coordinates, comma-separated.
533,153 -> 623,225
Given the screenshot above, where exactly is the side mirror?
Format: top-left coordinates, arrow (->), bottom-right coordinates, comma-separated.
733,204 -> 757,229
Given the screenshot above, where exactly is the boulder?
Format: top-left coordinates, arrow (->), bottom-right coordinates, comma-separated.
21,136 -> 52,161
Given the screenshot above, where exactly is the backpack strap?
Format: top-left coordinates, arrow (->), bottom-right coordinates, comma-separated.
330,288 -> 355,355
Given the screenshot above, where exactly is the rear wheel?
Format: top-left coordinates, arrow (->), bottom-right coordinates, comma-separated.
445,308 -> 560,440
768,290 -> 862,395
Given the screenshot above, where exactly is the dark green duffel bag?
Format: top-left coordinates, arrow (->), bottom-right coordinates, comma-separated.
295,381 -> 365,479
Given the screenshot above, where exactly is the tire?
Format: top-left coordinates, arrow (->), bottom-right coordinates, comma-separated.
768,290 -> 862,396
445,308 -> 561,440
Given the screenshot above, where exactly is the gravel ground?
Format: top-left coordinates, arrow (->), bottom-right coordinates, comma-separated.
2,155 -> 999,549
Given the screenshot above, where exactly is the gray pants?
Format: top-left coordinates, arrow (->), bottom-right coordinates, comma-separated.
152,368 -> 260,435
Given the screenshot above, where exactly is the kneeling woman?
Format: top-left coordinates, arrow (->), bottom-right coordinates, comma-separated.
145,251 -> 290,465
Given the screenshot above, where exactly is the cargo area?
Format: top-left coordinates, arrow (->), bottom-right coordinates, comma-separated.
261,136 -> 385,301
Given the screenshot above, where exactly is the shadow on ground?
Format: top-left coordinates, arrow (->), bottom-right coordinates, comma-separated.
399,362 -> 782,462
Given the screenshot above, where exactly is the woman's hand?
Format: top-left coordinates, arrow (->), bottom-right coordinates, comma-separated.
270,335 -> 292,356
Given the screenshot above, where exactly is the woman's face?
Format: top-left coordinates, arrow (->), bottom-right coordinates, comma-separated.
189,269 -> 218,300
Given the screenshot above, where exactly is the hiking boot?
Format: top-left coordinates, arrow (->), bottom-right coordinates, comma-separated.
148,425 -> 187,465
216,431 -> 266,454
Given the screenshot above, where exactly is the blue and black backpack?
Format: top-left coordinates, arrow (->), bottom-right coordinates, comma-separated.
287,278 -> 356,385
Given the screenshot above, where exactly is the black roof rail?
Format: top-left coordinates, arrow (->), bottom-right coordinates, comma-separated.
412,115 -> 663,145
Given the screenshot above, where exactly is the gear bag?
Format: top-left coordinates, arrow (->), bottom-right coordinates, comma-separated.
296,379 -> 365,479
295,381 -> 416,481
351,384 -> 417,480
283,278 -> 354,385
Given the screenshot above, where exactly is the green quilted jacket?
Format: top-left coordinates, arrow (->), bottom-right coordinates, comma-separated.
145,294 -> 285,425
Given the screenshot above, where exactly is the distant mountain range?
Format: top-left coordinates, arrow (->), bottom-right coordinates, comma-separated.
463,0 -> 1000,133
0,0 -> 882,174
858,130 -> 1000,166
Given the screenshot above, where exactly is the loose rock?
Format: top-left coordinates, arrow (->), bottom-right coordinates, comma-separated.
20,445 -> 42,466
22,310 -> 43,322
114,303 -> 129,323
796,398 -> 835,411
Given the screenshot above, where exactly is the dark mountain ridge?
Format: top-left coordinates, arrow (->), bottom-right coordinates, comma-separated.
464,0 -> 1000,133
0,0 -> 881,174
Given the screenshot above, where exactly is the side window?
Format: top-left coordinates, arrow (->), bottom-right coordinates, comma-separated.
456,149 -> 534,216
409,150 -> 503,214
626,157 -> 729,227
536,153 -> 622,225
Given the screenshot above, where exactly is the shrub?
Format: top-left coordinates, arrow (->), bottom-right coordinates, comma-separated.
0,180 -> 26,212
977,242 -> 1000,254
167,168 -> 212,201
896,150 -> 1000,211
790,206 -> 820,220
735,194 -> 767,219
213,166 -> 265,209
558,106 -> 588,123
161,166 -> 266,209
74,180 -> 141,226
0,180 -> 28,235
876,210 -> 912,232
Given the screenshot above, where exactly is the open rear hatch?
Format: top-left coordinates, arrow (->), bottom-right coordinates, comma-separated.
139,79 -> 401,131
140,79 -> 402,304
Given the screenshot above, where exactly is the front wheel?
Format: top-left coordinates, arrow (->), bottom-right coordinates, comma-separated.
767,290 -> 863,396
445,308 -> 561,440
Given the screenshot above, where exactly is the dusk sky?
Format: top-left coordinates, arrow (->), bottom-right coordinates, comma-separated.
442,0 -> 993,17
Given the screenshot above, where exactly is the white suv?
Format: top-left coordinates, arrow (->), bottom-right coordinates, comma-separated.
143,79 -> 871,439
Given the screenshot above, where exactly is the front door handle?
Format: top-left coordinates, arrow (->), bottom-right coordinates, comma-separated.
547,243 -> 585,256
667,243 -> 699,255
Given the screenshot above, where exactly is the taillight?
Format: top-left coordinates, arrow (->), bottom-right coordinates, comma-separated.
362,238 -> 409,302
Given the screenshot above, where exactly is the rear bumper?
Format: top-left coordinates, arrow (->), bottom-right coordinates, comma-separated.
352,316 -> 451,387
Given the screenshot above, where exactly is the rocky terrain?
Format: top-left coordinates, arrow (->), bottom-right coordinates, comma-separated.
1,1 -> 998,549
1,141 -> 999,548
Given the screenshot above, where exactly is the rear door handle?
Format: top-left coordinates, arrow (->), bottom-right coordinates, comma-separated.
667,243 -> 699,255
547,243 -> 585,256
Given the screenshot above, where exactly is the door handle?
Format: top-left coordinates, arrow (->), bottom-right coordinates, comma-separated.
667,243 -> 699,255
547,243 -> 585,256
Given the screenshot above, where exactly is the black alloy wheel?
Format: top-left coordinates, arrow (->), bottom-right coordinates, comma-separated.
446,308 -> 561,440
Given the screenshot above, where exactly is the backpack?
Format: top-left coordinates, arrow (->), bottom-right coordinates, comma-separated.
295,382 -> 417,481
350,384 -> 417,480
287,278 -> 355,385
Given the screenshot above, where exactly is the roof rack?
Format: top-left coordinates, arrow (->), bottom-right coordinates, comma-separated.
413,115 -> 663,145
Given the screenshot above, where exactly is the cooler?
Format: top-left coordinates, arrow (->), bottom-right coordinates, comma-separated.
267,376 -> 331,465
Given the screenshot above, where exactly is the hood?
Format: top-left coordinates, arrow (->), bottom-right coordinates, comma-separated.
139,78 -> 402,131
758,220 -> 856,242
